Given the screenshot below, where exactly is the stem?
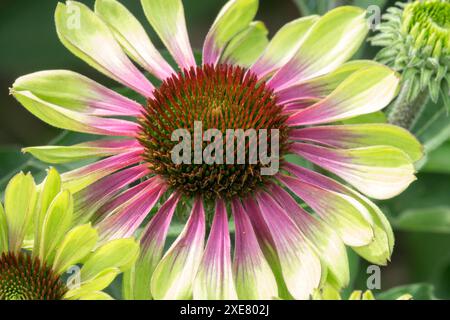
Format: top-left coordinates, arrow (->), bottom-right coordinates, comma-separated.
388,78 -> 430,130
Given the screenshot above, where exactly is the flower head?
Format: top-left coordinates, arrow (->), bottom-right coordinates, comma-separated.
371,0 -> 450,103
0,169 -> 139,300
11,0 -> 422,300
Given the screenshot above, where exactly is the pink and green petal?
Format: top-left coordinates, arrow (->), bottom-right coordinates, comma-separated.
73,164 -> 150,223
240,197 -> 292,299
4,173 -> 37,253
61,150 -> 143,193
151,198 -> 205,300
277,60 -> 379,104
193,199 -> 237,300
123,193 -> 180,300
269,7 -> 368,90
221,21 -> 269,68
203,0 -> 259,65
23,139 -> 141,164
268,183 -> 349,288
95,0 -> 174,80
291,143 -> 416,200
290,124 -> 423,162
255,192 -> 322,299
284,163 -> 394,264
279,174 -> 374,247
91,176 -> 159,224
287,65 -> 399,126
55,1 -> 154,97
251,16 -> 319,79
141,0 -> 196,70
12,90 -> 139,137
231,200 -> 278,300
96,178 -> 167,241
12,70 -> 143,117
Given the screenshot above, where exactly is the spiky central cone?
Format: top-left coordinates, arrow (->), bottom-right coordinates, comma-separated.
403,0 -> 450,50
139,64 -> 290,199
0,252 -> 67,300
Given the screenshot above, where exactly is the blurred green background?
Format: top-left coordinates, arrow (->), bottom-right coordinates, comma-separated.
0,0 -> 449,299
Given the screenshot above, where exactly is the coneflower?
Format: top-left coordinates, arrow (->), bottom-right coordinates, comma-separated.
11,0 -> 422,300
0,170 -> 139,300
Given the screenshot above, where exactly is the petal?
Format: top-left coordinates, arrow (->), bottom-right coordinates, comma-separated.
287,65 -> 400,126
193,199 -> 237,300
39,190 -> 74,264
268,183 -> 349,288
251,16 -> 319,79
33,168 -> 62,258
279,174 -> 374,247
61,150 -> 143,194
23,139 -> 141,164
291,124 -> 423,162
74,164 -> 149,223
96,178 -> 167,241
203,0 -> 259,65
284,162 -> 394,264
95,0 -> 174,80
79,291 -> 113,300
4,173 -> 37,253
123,193 -> 180,300
268,6 -> 369,90
291,143 -> 416,200
13,70 -> 143,117
0,203 -> 8,254
241,197 -> 294,299
221,21 -> 269,68
255,192 -> 322,300
53,224 -> 99,275
55,2 -> 154,97
231,199 -> 278,300
277,60 -> 379,104
141,0 -> 196,70
151,198 -> 205,300
81,238 -> 139,282
12,90 -> 139,137
65,267 -> 120,299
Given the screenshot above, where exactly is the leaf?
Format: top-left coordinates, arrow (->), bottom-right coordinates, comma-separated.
377,283 -> 437,300
412,96 -> 450,153
393,207 -> 450,234
421,140 -> 450,174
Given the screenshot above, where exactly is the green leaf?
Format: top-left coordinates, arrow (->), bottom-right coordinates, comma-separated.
377,283 -> 436,300
421,140 -> 450,174
412,96 -> 450,153
393,207 -> 450,234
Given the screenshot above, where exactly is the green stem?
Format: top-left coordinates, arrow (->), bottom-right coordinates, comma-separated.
388,79 -> 430,130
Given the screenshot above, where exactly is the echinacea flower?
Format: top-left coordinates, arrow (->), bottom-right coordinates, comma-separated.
371,0 -> 449,128
11,0 -> 422,300
0,169 -> 139,300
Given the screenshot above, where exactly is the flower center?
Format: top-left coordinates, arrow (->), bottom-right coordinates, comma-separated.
0,252 -> 67,300
139,64 -> 290,200
403,0 -> 450,53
